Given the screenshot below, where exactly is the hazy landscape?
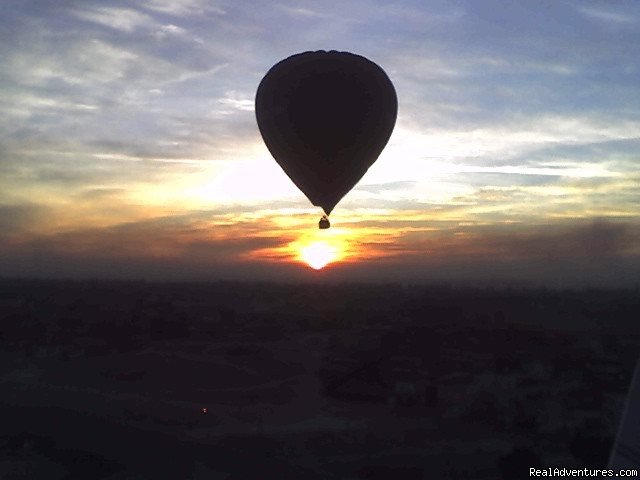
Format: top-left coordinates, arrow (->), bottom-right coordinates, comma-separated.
1,278 -> 638,479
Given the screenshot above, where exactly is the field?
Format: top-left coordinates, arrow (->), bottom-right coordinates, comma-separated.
1,279 -> 638,479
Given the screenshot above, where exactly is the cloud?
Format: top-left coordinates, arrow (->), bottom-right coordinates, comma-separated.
142,0 -> 226,17
217,91 -> 255,113
277,5 -> 332,18
355,181 -> 417,194
390,115 -> 640,170
73,187 -> 129,201
71,6 -> 154,32
578,6 -> 636,25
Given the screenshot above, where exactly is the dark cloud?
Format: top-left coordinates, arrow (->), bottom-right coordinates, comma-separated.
461,220 -> 638,261
1,211 -> 638,287
337,219 -> 640,287
73,187 -> 128,200
0,210 -> 297,280
0,203 -> 51,236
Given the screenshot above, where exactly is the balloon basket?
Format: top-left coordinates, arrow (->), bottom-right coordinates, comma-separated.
319,215 -> 330,229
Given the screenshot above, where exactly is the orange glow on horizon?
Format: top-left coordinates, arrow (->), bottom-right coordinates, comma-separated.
241,214 -> 419,268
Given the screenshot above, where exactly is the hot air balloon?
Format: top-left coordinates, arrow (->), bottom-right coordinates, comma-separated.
255,50 -> 397,229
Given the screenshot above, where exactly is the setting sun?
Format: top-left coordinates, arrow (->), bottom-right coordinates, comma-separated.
300,241 -> 338,270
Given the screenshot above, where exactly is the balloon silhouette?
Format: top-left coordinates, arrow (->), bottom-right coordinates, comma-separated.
255,50 -> 397,228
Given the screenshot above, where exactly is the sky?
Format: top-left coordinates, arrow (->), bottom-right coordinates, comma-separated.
1,0 -> 639,286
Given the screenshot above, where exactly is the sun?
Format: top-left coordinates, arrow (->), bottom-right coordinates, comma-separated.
300,241 -> 338,270
290,226 -> 351,270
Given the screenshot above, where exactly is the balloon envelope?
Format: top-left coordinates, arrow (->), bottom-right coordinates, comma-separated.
255,50 -> 397,215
